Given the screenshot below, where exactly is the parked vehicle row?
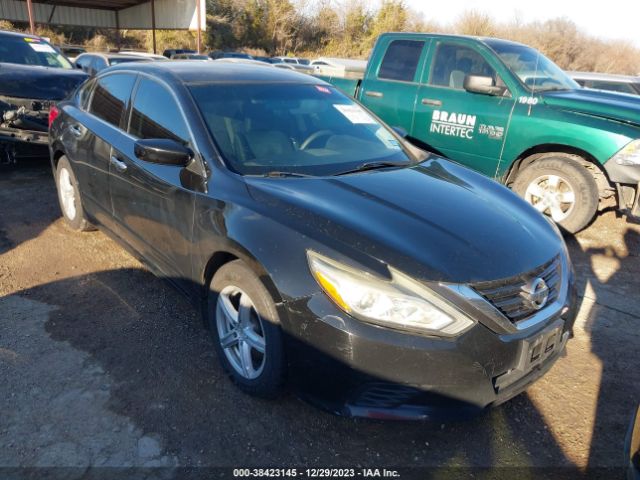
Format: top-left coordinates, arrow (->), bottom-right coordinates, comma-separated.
317,33 -> 640,233
1,26 -> 637,420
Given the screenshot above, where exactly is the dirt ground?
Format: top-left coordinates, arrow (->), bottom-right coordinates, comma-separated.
1,160 -> 638,479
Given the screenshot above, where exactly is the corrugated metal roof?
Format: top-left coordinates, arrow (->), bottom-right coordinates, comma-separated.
0,0 -> 206,29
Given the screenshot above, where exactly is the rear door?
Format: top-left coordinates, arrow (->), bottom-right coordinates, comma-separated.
358,36 -> 431,135
413,41 -> 516,177
109,76 -> 198,280
66,73 -> 137,228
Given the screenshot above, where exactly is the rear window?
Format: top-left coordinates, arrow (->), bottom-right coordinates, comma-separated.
378,40 -> 424,82
89,74 -> 136,128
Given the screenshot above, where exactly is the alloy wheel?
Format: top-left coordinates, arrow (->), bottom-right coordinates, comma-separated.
58,167 -> 77,220
524,174 -> 576,223
216,285 -> 267,380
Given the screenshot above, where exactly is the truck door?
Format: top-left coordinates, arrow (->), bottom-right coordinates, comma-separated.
413,41 -> 516,178
358,37 -> 430,135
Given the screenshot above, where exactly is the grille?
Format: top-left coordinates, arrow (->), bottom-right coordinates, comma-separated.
472,256 -> 562,323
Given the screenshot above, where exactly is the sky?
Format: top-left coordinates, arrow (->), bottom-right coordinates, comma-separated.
403,0 -> 639,47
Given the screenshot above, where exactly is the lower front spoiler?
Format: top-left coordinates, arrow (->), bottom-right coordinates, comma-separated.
0,129 -> 49,163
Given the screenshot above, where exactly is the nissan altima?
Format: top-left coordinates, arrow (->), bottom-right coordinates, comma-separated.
49,62 -> 577,419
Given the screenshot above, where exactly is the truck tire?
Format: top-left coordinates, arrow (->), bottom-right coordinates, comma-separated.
207,260 -> 285,397
512,154 -> 599,233
55,156 -> 93,232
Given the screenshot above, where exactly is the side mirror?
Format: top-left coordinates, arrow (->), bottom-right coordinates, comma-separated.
391,126 -> 408,138
134,138 -> 192,166
463,75 -> 505,96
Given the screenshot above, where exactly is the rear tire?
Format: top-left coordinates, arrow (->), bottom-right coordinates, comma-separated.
512,154 -> 599,233
207,260 -> 285,397
55,156 -> 93,232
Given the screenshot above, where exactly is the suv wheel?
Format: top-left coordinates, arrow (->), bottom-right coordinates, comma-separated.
512,154 -> 599,233
207,260 -> 285,397
55,156 -> 93,232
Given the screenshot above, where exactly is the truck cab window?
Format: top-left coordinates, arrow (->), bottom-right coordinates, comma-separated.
378,40 -> 424,82
430,43 -> 497,89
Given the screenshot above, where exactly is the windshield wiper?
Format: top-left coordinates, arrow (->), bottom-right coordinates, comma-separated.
334,160 -> 411,176
263,171 -> 315,178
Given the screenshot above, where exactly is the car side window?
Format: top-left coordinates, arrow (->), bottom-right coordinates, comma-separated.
378,40 -> 424,82
430,43 -> 497,90
77,78 -> 95,111
128,78 -> 190,145
89,74 -> 136,128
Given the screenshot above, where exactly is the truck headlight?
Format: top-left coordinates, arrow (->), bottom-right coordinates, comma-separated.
307,251 -> 475,336
612,139 -> 640,166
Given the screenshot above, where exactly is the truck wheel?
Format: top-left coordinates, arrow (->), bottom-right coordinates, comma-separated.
55,156 -> 93,232
207,260 -> 285,397
512,155 -> 599,233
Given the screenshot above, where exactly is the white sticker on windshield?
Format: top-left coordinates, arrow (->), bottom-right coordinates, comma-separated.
29,42 -> 56,53
333,104 -> 376,124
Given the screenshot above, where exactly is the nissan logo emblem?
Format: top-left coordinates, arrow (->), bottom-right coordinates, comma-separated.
522,278 -> 550,310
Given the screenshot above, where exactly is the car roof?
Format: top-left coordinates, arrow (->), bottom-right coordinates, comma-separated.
78,52 -> 151,60
567,71 -> 640,83
0,29 -> 45,41
377,32 -> 529,49
106,61 -> 325,85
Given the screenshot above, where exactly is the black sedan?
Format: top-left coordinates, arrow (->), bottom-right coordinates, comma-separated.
49,61 -> 577,419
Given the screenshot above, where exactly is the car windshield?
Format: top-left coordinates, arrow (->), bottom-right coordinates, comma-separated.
0,36 -> 72,69
486,41 -> 579,92
190,83 -> 415,176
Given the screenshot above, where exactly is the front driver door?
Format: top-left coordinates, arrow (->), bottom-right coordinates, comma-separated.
109,76 -> 200,282
413,41 -> 516,178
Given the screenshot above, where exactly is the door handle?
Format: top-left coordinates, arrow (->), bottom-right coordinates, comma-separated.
110,156 -> 127,173
69,124 -> 83,137
421,98 -> 443,107
364,91 -> 383,98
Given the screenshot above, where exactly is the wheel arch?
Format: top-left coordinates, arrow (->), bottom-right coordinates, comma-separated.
200,242 -> 286,328
503,143 -> 613,197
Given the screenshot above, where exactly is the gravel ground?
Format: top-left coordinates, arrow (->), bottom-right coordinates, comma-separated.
0,161 -> 638,479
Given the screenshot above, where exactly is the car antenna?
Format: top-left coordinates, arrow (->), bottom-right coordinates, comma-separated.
529,50 -> 540,116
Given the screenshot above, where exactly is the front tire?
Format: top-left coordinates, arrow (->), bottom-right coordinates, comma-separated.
207,260 -> 285,397
55,156 -> 93,232
512,154 -> 599,233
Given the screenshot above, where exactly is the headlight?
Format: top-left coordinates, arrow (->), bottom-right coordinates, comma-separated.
307,251 -> 475,336
612,139 -> 640,166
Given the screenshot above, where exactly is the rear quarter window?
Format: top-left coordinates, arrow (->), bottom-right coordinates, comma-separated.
89,74 -> 136,128
378,40 -> 424,82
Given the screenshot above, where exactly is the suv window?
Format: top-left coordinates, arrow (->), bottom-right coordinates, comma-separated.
128,78 -> 190,145
89,74 -> 136,128
430,43 -> 497,89
378,40 -> 424,82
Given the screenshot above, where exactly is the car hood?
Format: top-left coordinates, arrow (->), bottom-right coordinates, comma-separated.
542,88 -> 640,127
0,63 -> 87,100
245,158 -> 563,284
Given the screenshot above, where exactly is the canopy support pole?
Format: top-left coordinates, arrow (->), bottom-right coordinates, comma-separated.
26,0 -> 35,34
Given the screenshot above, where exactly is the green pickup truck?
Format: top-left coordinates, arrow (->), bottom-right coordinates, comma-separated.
318,33 -> 640,233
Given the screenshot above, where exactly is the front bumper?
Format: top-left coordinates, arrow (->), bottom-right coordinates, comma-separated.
283,280 -> 577,420
603,161 -> 640,217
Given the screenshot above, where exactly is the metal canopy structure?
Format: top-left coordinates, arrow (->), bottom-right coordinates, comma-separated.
0,0 -> 206,53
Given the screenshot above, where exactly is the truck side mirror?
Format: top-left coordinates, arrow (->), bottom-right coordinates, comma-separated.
464,75 -> 505,96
